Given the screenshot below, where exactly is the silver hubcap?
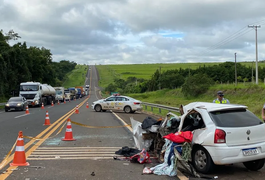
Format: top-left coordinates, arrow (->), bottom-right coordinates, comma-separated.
194,150 -> 207,170
125,107 -> 130,113
96,106 -> 101,111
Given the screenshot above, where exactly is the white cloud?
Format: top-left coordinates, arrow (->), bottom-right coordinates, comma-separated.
1,0 -> 265,65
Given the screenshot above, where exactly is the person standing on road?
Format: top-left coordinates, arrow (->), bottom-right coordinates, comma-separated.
213,91 -> 230,104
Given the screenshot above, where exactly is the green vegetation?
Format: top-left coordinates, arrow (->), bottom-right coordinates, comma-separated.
62,65 -> 88,88
97,62 -> 265,86
127,84 -> 265,119
96,64 -> 265,119
0,30 -> 76,99
96,63 -> 220,87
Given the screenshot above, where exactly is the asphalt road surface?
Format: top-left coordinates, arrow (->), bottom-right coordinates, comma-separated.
1,66 -> 265,180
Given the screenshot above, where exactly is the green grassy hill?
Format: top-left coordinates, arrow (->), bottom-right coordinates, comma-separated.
96,63 -> 265,119
62,65 -> 88,88
127,84 -> 265,119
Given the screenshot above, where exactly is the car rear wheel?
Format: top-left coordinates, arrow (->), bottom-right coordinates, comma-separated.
124,106 -> 132,113
5,109 -> 8,112
243,159 -> 265,171
95,104 -> 102,112
192,146 -> 215,174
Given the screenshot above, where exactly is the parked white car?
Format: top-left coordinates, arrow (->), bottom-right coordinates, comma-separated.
91,95 -> 142,113
176,102 -> 265,174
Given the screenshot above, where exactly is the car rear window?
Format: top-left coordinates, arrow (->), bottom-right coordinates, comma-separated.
209,109 -> 263,127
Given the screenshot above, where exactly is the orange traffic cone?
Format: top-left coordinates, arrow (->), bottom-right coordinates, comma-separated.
75,105 -> 79,114
43,111 -> 51,125
51,101 -> 54,107
64,99 -> 66,104
57,100 -> 60,105
86,102 -> 89,108
62,119 -> 76,141
10,131 -> 29,166
41,103 -> 44,109
25,106 -> 30,114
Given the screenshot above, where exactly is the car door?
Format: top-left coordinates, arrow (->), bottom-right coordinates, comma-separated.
102,97 -> 116,110
114,97 -> 125,110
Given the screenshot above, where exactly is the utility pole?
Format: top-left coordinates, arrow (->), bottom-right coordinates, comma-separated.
235,53 -> 237,86
159,66 -> 161,90
248,25 -> 261,84
252,61 -> 254,83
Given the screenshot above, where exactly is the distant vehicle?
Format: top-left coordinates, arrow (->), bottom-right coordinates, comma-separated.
75,88 -> 82,99
91,94 -> 142,113
75,86 -> 85,97
54,87 -> 65,102
175,102 -> 265,173
19,82 -> 56,107
85,85 -> 89,90
5,97 -> 28,112
68,87 -> 77,100
64,93 -> 71,101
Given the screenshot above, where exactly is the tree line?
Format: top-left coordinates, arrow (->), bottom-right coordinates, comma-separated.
105,61 -> 265,97
0,30 -> 77,99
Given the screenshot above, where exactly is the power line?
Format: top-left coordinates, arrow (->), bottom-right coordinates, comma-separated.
205,28 -> 251,52
200,19 -> 265,56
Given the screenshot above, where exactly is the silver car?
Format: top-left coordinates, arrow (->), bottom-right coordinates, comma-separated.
5,97 -> 28,112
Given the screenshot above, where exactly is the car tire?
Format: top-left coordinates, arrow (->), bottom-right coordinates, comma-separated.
192,146 -> 215,174
5,109 -> 8,112
95,104 -> 102,112
124,106 -> 132,113
243,159 -> 265,171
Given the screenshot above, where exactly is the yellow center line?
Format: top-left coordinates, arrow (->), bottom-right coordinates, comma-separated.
0,99 -> 88,179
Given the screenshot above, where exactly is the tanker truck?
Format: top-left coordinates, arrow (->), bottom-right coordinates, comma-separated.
19,82 -> 56,107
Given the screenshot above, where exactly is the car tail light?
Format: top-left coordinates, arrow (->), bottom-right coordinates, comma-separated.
134,102 -> 140,105
214,129 -> 226,143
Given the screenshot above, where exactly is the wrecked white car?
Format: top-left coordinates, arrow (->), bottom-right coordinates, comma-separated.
174,102 -> 265,173
132,102 -> 265,175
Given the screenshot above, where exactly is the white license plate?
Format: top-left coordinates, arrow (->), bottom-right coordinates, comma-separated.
242,148 -> 259,156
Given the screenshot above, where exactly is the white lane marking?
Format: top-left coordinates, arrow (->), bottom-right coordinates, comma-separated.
112,111 -> 133,132
28,147 -> 122,160
15,114 -> 29,118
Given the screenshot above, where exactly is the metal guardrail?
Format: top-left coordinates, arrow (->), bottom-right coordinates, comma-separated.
141,102 -> 180,114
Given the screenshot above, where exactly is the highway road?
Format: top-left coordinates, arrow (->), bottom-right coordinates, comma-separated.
0,66 -> 180,180
1,66 -> 265,180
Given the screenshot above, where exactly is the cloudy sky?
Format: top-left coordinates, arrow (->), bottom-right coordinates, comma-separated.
1,0 -> 265,65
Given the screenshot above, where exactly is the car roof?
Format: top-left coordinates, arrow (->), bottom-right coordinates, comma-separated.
183,102 -> 247,113
9,97 -> 23,101
110,95 -> 132,99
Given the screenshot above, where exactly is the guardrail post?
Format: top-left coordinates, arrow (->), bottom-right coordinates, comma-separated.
151,107 -> 153,111
145,105 -> 147,110
159,108 -> 161,114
